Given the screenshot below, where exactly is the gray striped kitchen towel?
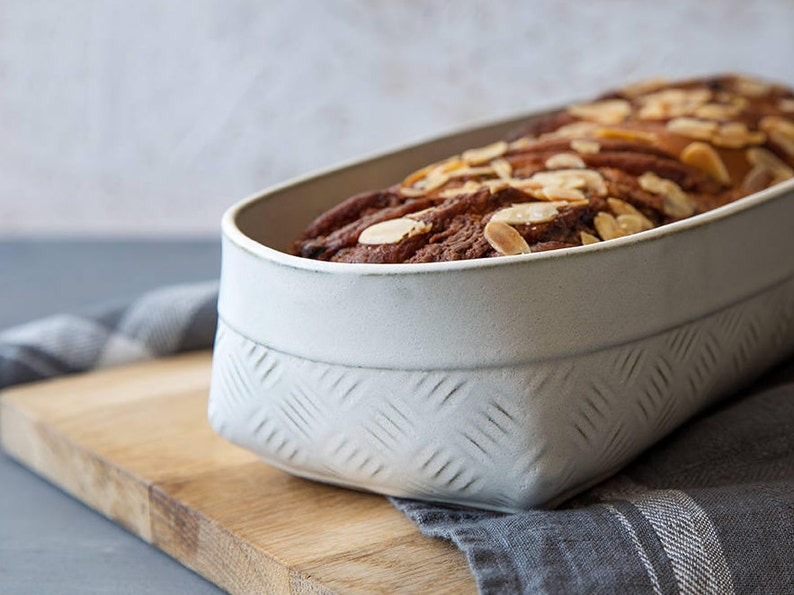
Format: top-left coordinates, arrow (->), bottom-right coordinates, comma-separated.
1,281 -> 792,594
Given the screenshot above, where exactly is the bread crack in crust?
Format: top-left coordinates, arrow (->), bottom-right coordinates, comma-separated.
293,74 -> 794,264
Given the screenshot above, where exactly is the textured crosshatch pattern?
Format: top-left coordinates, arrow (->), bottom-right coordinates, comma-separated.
209,273 -> 794,511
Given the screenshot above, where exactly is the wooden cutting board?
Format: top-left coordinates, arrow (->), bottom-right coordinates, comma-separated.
0,351 -> 475,594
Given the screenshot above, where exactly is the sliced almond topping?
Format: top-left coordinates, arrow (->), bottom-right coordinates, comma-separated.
620,77 -> 669,98
483,179 -> 511,193
405,207 -> 436,220
538,186 -> 587,201
447,166 -> 494,179
638,172 -> 695,218
402,163 -> 436,188
693,103 -> 742,120
741,165 -> 775,194
399,186 -> 427,198
666,117 -> 718,141
541,121 -> 602,140
717,92 -> 749,110
570,139 -> 601,154
545,153 -> 586,169
462,141 -> 508,165
402,158 -> 464,188
359,218 -> 432,245
760,116 -> 794,135
438,180 -> 483,198
491,201 -> 567,225
735,76 -> 771,97
484,220 -> 531,256
606,197 -> 639,216
593,212 -> 628,240
506,177 -> 544,192
568,99 -> 632,125
638,88 -> 711,120
419,173 -> 450,193
759,116 -> 794,157
712,122 -> 766,149
662,193 -> 696,219
617,214 -> 653,234
508,137 -> 534,150
607,198 -> 655,229
746,147 -> 794,183
595,127 -> 657,143
531,169 -> 608,196
779,98 -> 794,113
680,141 -> 731,185
580,231 -> 601,245
491,158 -> 513,180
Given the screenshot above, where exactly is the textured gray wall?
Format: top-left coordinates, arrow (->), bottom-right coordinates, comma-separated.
2,0 -> 793,236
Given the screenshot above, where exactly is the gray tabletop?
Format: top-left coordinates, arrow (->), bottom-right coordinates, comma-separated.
0,240 -> 223,594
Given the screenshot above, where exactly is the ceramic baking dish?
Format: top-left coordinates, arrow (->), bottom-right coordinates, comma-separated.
208,113 -> 794,512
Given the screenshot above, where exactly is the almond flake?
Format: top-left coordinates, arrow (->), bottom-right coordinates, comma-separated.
617,214 -> 652,234
483,179 -> 511,193
545,153 -> 586,169
593,212 -> 628,240
447,166 -> 494,179
741,165 -> 774,194
538,186 -> 586,201
620,77 -> 669,98
717,92 -> 749,110
746,147 -> 794,183
491,202 -> 567,225
531,169 -> 607,196
462,141 -> 508,165
638,88 -> 711,120
680,142 -> 731,185
418,173 -> 451,193
438,180 -> 483,198
484,220 -> 531,256
712,122 -> 766,149
402,163 -> 436,187
568,99 -> 632,125
759,116 -> 794,157
399,186 -> 427,198
402,158 -> 464,187
607,197 -> 639,216
490,158 -> 513,180
541,121 -> 602,140
666,117 -> 718,141
779,99 -> 794,113
638,172 -> 695,218
662,194 -> 696,219
405,207 -> 436,220
693,103 -> 741,120
508,137 -> 534,150
359,218 -> 432,245
595,127 -> 658,143
580,231 -> 601,245
570,139 -> 601,154
735,76 -> 771,97
607,198 -> 654,229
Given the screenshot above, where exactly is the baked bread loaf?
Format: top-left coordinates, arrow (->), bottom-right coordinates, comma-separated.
293,74 -> 794,263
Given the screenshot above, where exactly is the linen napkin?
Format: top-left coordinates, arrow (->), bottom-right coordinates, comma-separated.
1,281 -> 792,594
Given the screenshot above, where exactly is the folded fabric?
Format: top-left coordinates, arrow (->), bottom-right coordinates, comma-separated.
0,281 -> 218,390
1,281 -> 792,594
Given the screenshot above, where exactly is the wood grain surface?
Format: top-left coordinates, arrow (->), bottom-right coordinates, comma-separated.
0,351 -> 474,594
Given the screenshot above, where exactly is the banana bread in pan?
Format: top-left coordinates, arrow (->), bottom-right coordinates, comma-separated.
293,75 -> 794,263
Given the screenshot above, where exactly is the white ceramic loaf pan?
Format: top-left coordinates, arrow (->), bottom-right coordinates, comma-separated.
208,114 -> 794,512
